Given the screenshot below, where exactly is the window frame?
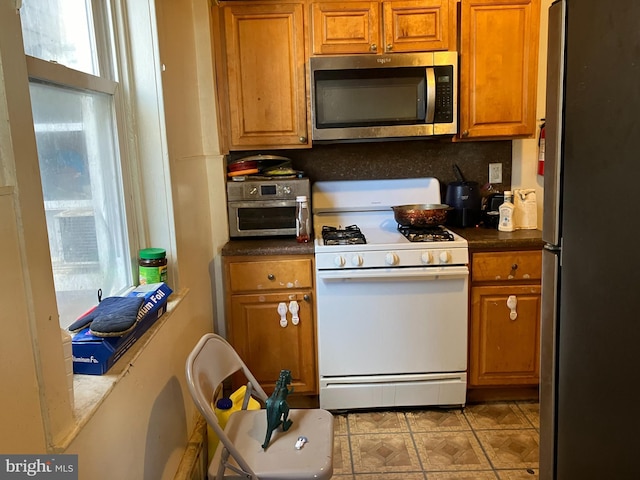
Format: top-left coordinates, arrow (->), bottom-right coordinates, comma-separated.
23,0 -> 142,324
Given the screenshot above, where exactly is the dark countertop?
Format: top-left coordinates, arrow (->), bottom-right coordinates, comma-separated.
450,227 -> 544,251
222,228 -> 543,257
222,238 -> 314,257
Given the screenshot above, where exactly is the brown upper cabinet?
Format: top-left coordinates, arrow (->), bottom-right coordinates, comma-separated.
211,0 -> 542,151
213,2 -> 309,151
310,0 -> 455,55
459,0 -> 541,139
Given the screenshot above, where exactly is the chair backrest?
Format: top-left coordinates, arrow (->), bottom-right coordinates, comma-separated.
185,334 -> 267,424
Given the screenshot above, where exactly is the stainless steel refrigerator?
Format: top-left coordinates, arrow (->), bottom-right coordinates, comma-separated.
540,0 -> 640,478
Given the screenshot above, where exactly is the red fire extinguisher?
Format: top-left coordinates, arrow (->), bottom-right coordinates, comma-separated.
538,120 -> 546,176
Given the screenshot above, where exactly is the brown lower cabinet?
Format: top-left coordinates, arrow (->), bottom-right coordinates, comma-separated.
224,255 -> 317,395
468,249 -> 542,391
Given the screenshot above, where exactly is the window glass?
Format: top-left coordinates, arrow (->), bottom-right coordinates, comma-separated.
20,0 -> 98,76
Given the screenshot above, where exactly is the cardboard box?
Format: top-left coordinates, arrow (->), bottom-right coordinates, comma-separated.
72,283 -> 172,375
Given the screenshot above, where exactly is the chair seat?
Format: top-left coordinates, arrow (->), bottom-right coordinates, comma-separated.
209,408 -> 334,480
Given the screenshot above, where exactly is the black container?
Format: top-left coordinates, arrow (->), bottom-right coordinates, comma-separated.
481,192 -> 505,228
445,182 -> 482,227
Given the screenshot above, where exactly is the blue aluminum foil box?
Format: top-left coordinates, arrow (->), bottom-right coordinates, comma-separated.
71,282 -> 173,375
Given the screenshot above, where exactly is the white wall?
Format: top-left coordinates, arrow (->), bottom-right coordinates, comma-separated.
155,0 -> 229,334
0,188 -> 48,453
511,0 -> 554,228
64,0 -> 228,478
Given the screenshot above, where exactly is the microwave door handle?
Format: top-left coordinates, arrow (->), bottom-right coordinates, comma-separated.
425,68 -> 436,123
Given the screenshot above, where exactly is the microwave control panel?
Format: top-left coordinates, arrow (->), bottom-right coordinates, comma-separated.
433,66 -> 454,124
227,178 -> 310,202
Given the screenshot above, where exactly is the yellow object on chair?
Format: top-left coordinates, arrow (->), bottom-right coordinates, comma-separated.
208,385 -> 260,462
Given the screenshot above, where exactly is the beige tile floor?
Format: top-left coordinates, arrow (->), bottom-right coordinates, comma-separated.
330,401 -> 539,480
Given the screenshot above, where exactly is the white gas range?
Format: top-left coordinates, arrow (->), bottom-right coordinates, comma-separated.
312,178 -> 469,411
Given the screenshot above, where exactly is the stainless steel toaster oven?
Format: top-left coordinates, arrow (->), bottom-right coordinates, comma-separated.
227,178 -> 310,238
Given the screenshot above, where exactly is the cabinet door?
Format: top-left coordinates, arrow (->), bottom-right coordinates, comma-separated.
229,291 -> 317,394
311,0 -> 451,54
470,284 -> 541,386
459,0 -> 540,139
222,3 -> 309,149
383,0 -> 451,53
311,1 -> 381,54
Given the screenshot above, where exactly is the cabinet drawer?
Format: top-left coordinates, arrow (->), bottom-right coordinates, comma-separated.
472,250 -> 542,283
229,259 -> 313,292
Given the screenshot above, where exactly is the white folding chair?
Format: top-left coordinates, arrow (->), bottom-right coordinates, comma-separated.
185,333 -> 333,480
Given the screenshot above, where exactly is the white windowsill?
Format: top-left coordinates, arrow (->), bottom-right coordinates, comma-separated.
54,288 -> 188,452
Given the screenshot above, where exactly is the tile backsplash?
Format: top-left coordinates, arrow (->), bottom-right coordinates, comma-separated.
228,139 -> 511,196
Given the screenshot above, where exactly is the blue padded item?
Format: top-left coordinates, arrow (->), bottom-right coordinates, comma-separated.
68,296 -> 144,337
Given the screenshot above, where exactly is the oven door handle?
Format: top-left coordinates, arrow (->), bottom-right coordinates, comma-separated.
317,266 -> 469,282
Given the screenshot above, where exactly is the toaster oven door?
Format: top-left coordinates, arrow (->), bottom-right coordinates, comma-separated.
228,201 -> 296,237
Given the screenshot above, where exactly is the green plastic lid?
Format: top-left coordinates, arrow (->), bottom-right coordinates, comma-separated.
139,247 -> 166,260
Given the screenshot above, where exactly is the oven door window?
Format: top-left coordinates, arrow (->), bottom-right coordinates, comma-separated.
237,206 -> 295,231
314,68 -> 427,128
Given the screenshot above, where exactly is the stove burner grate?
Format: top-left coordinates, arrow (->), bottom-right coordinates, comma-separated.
398,225 -> 454,242
322,225 -> 367,245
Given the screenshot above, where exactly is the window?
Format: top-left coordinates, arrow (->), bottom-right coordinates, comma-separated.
1,0 -> 178,447
20,0 -> 135,328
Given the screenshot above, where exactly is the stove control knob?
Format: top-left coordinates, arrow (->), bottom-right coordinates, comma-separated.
421,251 -> 433,264
334,255 -> 346,267
385,252 -> 399,266
351,254 -> 363,266
439,251 -> 451,264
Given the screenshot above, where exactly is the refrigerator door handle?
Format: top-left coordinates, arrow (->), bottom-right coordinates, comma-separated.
540,247 -> 561,480
544,238 -> 563,266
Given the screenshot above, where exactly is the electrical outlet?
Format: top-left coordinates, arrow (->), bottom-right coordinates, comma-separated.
489,163 -> 503,184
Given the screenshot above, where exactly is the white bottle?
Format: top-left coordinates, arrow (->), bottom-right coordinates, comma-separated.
498,191 -> 515,232
295,195 -> 310,243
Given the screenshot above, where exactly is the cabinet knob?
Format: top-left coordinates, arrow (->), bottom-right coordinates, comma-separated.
267,273 -> 275,281
298,136 -> 307,143
511,263 -> 518,270
303,294 -> 310,302
386,44 -> 393,51
461,130 -> 470,138
370,43 -> 377,52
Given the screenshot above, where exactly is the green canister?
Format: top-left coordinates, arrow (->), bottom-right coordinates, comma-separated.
139,248 -> 167,285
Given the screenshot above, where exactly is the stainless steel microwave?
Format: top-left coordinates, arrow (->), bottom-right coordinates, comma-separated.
309,51 -> 457,142
227,178 -> 310,238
